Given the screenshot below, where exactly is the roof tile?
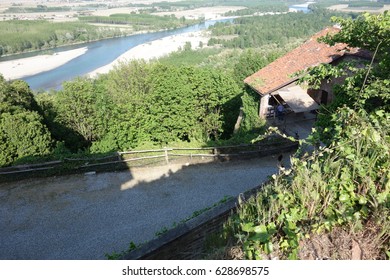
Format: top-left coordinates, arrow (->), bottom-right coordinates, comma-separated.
244,27 -> 348,94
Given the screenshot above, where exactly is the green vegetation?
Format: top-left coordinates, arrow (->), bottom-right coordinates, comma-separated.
309,0 -> 387,10
130,0 -> 211,10
1,0 -> 387,260
141,0 -> 290,10
0,77 -> 53,166
209,11 -> 390,260
308,0 -> 354,10
3,5 -> 72,13
0,1 -> 340,57
1,50 -> 249,168
208,9 -> 342,48
0,7 -> 344,167
348,2 -> 384,8
224,1 -> 289,16
0,20 -> 123,56
30,62 -> 242,159
219,111 -> 389,259
79,13 -> 200,31
157,47 -> 221,66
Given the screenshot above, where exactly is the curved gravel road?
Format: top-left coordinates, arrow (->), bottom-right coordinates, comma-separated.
0,155 -> 286,259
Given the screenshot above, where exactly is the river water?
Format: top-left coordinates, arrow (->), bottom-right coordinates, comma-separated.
15,19 -> 230,91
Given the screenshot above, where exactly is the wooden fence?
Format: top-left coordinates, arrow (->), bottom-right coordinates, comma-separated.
0,136 -> 298,181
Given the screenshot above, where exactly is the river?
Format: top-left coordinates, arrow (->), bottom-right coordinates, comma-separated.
4,4 -> 311,91
14,19 -> 230,91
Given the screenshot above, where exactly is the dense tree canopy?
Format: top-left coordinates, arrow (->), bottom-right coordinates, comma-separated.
208,9 -> 342,49
0,76 -> 53,166
0,21 -> 124,56
31,62 -> 242,156
90,62 -> 241,152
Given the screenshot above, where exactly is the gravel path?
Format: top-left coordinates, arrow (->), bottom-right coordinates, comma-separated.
0,155 -> 286,259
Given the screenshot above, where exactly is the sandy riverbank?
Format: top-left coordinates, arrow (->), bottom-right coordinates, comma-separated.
88,30 -> 210,77
0,47 -> 88,80
0,30 -> 210,81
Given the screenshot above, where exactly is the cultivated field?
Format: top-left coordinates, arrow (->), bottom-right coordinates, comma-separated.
152,6 -> 246,20
0,0 -> 191,21
1,0 -> 245,22
328,4 -> 390,14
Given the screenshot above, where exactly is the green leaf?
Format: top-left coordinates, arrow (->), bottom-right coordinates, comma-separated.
264,242 -> 273,254
241,222 -> 255,233
267,222 -> 277,235
339,193 -> 350,202
253,224 -> 267,234
358,196 -> 367,205
249,232 -> 269,243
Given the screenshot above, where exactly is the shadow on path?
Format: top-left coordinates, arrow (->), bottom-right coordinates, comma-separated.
0,154 -> 291,259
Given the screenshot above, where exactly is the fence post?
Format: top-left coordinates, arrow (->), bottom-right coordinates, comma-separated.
213,148 -> 219,161
164,147 -> 169,164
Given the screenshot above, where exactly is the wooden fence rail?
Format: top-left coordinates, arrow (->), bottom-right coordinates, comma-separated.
0,138 -> 297,178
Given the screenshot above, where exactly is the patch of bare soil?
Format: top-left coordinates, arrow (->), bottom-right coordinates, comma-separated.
212,220 -> 388,260
206,240 -> 245,260
298,221 -> 388,260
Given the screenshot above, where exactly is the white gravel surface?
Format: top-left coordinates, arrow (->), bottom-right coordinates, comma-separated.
0,155 -> 287,259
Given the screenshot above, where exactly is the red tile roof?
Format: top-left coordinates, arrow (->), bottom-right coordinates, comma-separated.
244,27 -> 349,95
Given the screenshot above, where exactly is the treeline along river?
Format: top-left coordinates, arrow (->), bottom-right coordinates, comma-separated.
9,19 -> 231,91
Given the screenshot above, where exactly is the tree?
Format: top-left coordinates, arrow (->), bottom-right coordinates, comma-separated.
0,110 -> 52,166
91,60 -> 153,151
299,12 -> 390,143
0,76 -> 40,113
36,92 -> 86,152
0,75 -> 53,166
145,64 -> 198,144
54,77 -> 110,144
321,12 -> 390,77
